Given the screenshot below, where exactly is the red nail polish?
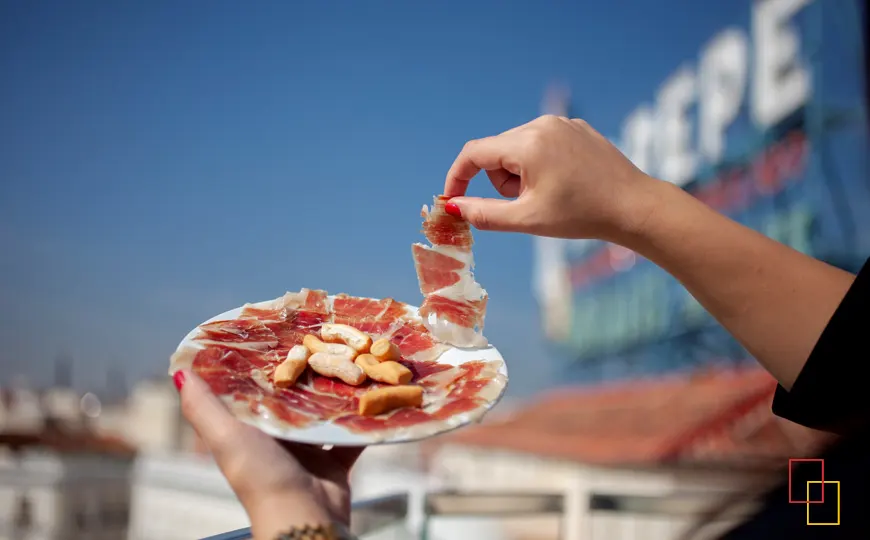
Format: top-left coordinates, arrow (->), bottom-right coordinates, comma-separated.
173,371 -> 186,391
444,202 -> 461,218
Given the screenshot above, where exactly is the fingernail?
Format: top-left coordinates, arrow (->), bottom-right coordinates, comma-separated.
444,202 -> 461,218
173,370 -> 186,392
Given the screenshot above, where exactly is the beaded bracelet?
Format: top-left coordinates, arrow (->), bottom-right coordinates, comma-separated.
273,523 -> 355,540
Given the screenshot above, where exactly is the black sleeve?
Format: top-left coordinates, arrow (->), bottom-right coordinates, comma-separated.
772,257 -> 870,434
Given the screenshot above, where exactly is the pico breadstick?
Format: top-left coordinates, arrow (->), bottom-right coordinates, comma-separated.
370,338 -> 402,362
359,385 -> 424,417
320,323 -> 372,353
273,344 -> 310,388
355,354 -> 413,385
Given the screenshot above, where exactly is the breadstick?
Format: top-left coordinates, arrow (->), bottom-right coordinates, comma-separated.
358,385 -> 423,417
354,354 -> 413,385
304,334 -> 358,359
308,351 -> 366,386
273,345 -> 310,387
370,338 -> 401,362
320,323 -> 372,353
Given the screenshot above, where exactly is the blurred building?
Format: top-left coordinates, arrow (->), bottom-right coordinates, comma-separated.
424,368 -> 829,540
127,452 -> 249,540
114,377 -> 192,453
0,382 -> 137,540
0,359 -> 218,540
0,373 -> 252,540
352,443 -> 508,540
0,385 -> 43,434
88,377 -> 239,540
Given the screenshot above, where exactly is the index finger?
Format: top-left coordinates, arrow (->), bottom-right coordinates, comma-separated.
444,134 -> 521,198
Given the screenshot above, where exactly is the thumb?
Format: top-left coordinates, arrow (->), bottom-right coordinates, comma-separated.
175,369 -> 244,464
448,196 -> 525,232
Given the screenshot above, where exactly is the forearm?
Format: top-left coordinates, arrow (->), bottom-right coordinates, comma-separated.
619,180 -> 855,390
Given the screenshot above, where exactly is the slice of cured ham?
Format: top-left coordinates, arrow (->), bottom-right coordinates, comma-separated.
194,319 -> 279,350
421,195 -> 474,251
331,295 -> 410,338
412,244 -> 464,294
387,320 -> 450,362
412,195 -> 488,348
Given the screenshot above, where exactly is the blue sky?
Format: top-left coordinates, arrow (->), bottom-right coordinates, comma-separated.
0,0 -> 804,396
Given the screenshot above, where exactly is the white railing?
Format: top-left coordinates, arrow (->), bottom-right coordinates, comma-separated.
201,491 -> 567,540
585,492 -> 755,540
200,490 -> 753,540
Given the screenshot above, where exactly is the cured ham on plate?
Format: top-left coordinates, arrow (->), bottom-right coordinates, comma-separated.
168,195 -> 508,446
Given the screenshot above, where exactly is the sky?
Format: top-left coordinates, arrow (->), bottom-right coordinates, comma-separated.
0,0 -> 809,397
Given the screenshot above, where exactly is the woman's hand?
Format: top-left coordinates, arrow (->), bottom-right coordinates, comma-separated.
443,114 -> 665,242
175,369 -> 362,539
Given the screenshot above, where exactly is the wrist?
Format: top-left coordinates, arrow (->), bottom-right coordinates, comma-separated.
607,176 -> 687,252
248,493 -> 337,540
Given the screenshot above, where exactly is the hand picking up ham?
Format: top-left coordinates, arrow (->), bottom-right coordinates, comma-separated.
168,195 -> 507,446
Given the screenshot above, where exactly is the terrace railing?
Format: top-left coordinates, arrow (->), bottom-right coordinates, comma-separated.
201,489 -> 751,540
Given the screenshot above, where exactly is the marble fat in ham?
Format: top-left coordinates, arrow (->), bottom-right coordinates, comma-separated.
412,195 -> 489,348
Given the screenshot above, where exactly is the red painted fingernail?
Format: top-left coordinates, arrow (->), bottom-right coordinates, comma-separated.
444,202 -> 461,218
173,371 -> 186,392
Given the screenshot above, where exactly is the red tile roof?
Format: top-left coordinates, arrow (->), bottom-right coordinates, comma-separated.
437,367 -> 830,467
0,427 -> 136,457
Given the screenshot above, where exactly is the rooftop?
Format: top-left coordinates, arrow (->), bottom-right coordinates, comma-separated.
434,367 -> 831,468
0,422 -> 136,457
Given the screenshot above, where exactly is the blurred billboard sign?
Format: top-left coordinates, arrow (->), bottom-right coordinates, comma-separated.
534,0 -> 870,368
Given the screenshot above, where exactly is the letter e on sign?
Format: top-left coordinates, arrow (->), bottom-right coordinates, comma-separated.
699,28 -> 749,164
655,67 -> 698,187
751,0 -> 812,128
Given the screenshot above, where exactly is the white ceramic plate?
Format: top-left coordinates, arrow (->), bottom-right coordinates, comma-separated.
170,296 -> 509,446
